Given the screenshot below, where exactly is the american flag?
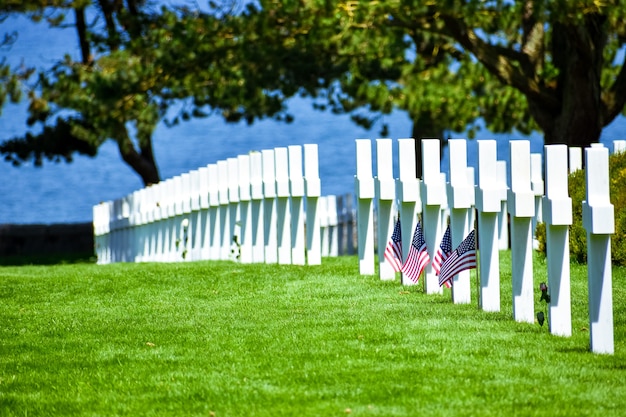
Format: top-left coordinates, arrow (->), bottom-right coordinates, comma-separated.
432,225 -> 452,288
384,217 -> 403,272
438,229 -> 477,288
432,225 -> 452,274
401,221 -> 430,283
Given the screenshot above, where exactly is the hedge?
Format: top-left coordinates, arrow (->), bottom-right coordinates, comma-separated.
535,149 -> 626,266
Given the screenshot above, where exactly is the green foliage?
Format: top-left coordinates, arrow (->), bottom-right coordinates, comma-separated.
0,117 -> 98,165
1,256 -> 626,415
536,150 -> 626,266
0,61 -> 21,110
5,0 -> 626,186
0,28 -> 34,112
296,0 -> 626,150
273,0 -> 496,138
568,166 -> 590,264
1,1 -> 344,184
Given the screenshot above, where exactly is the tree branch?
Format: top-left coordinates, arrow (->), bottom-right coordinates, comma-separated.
116,126 -> 160,185
602,49 -> 626,124
438,13 -> 559,112
97,0 -> 120,50
521,0 -> 544,73
74,7 -> 92,65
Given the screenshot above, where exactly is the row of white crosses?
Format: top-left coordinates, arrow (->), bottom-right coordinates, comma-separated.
93,144 -> 336,266
355,138 -> 619,354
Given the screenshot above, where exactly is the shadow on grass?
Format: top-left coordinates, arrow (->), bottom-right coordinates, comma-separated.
556,345 -> 591,354
0,252 -> 96,266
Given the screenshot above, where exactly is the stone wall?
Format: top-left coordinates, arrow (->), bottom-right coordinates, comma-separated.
0,223 -> 94,258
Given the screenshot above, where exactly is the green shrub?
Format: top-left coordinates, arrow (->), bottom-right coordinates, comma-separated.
536,149 -> 626,266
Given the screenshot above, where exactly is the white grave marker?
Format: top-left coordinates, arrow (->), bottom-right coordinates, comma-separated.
179,173 -> 192,261
304,144 -> 322,265
338,194 -> 355,255
129,190 -> 139,262
141,188 -> 153,261
161,179 -> 177,262
447,139 -> 474,304
375,138 -> 397,280
327,195 -> 339,257
142,185 -> 156,262
467,167 -> 476,227
110,196 -> 120,262
167,178 -> 179,261
542,144 -> 572,337
109,198 -> 120,263
496,161 -> 509,250
396,138 -> 422,285
217,160 -> 231,260
289,146 -> 306,265
93,202 -> 109,264
250,152 -> 265,263
507,140 -> 535,324
180,176 -> 194,262
197,166 -> 210,260
262,149 -> 278,263
421,139 -> 446,294
150,184 -> 162,262
165,177 -> 178,262
354,139 -> 376,275
132,189 -> 145,262
161,182 -> 173,261
152,181 -> 165,262
275,147 -> 292,265
144,187 -> 156,261
569,147 -> 582,173
238,154 -> 253,263
207,163 -> 221,260
139,188 -> 151,262
531,153 -> 544,244
475,140 -> 501,312
126,191 -> 139,262
582,146 -> 614,354
227,158 -> 241,261
189,169 -> 203,261
319,196 -> 329,257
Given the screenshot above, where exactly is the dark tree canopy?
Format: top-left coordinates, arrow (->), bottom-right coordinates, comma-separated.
0,0 -> 345,185
314,0 -> 626,150
250,0 -> 538,175
250,0 -> 626,176
3,0 -> 626,183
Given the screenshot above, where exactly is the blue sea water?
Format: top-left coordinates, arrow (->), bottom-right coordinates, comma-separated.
0,14 -> 624,225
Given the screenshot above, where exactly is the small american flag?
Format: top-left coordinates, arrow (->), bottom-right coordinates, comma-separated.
432,225 -> 452,288
384,217 -> 403,272
401,221 -> 430,283
438,229 -> 477,288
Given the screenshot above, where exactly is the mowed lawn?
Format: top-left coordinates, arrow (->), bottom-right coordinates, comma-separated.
1,254 -> 624,416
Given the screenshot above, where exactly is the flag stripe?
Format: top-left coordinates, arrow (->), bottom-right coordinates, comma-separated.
384,217 -> 403,272
439,256 -> 476,285
438,229 -> 477,287
384,246 -> 404,272
432,225 -> 452,275
401,221 -> 430,283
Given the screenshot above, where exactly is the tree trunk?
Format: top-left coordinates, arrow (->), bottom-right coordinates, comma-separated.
74,8 -> 92,65
116,128 -> 160,186
529,15 -> 606,149
411,112 -> 445,179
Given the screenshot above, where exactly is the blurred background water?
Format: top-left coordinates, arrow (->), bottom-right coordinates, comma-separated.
0,14 -> 623,225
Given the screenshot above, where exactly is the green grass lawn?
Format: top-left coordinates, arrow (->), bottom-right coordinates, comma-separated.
1,253 -> 624,416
